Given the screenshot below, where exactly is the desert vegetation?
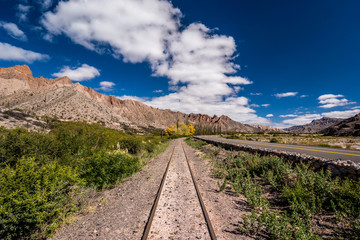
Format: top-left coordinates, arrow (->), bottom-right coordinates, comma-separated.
0,122 -> 168,239
186,138 -> 360,239
225,133 -> 360,150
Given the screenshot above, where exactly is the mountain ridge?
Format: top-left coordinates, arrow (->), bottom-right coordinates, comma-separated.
0,65 -> 283,133
284,117 -> 343,134
320,114 -> 360,136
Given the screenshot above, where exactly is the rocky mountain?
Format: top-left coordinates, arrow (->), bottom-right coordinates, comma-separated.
320,114 -> 360,136
284,117 -> 343,134
0,65 -> 283,133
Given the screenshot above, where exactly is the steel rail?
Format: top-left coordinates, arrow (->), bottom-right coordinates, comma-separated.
141,145 -> 176,240
181,142 -> 217,240
141,141 -> 217,240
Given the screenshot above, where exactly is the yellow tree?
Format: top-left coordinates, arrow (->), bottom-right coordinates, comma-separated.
165,123 -> 196,136
164,125 -> 176,136
188,124 -> 195,135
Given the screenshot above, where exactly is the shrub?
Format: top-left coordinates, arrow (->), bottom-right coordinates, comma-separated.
79,152 -> 141,190
0,157 -> 81,239
184,138 -> 208,149
270,138 -> 279,143
118,136 -> 143,154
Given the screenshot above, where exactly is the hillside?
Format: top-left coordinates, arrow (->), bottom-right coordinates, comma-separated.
320,114 -> 360,136
284,117 -> 343,134
0,65 -> 283,133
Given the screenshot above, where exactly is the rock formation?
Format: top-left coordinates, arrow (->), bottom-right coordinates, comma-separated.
320,114 -> 360,136
284,117 -> 343,134
0,65 -> 283,133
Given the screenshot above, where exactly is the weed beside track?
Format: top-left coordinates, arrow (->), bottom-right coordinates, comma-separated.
185,138 -> 360,239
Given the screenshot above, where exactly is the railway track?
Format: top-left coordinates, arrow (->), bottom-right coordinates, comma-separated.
141,140 -> 216,240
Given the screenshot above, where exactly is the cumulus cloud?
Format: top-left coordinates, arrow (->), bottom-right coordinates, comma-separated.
266,114 -> 274,118
42,0 -> 181,63
153,89 -> 163,93
0,42 -> 49,63
300,95 -> 308,98
318,94 -> 353,108
41,0 -> 267,124
52,64 -> 100,81
98,81 -> 115,92
261,104 -> 270,107
250,93 -> 262,96
0,21 -> 27,41
274,92 -> 298,98
16,4 -> 32,22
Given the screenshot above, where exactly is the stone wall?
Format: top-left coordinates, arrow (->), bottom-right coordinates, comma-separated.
194,136 -> 360,179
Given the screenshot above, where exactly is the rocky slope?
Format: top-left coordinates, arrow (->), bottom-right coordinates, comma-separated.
320,114 -> 360,136
0,65 -> 283,133
284,117 -> 343,134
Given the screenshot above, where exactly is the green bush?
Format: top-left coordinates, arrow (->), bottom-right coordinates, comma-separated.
0,128 -> 60,165
79,152 -> 141,190
0,121 -> 168,239
270,137 -> 279,143
0,157 -> 81,239
184,138 -> 208,149
118,136 -> 143,154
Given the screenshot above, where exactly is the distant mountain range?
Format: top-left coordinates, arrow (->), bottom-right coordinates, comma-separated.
320,114 -> 360,136
284,117 -> 343,134
0,65 -> 283,133
285,115 -> 360,136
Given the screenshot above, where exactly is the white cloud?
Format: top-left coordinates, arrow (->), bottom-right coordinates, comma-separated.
0,21 -> 27,41
266,114 -> 274,118
318,94 -> 344,100
116,95 -> 149,102
16,4 -> 32,22
41,0 -> 267,124
52,64 -> 100,81
300,95 -> 308,98
38,0 -> 55,10
98,81 -> 115,92
274,92 -> 298,98
153,89 -> 163,93
322,109 -> 360,119
261,104 -> 270,107
42,0 -> 181,63
279,114 -> 298,118
0,42 -> 49,63
283,114 -> 321,126
317,94 -> 353,109
250,92 -> 262,96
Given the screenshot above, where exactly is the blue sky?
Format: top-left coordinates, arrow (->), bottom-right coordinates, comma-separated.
0,0 -> 359,128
